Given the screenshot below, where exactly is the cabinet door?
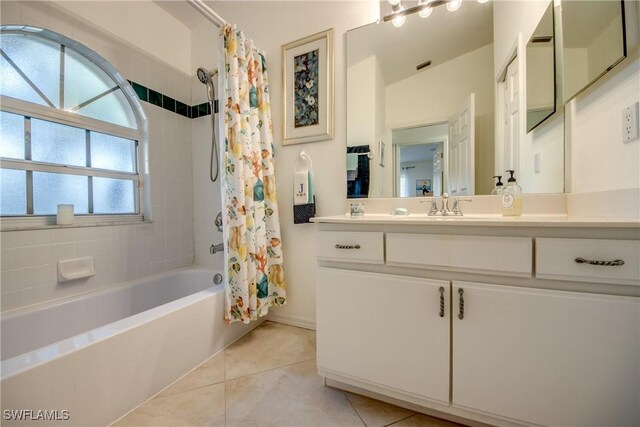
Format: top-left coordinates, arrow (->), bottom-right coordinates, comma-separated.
317,268 -> 450,404
452,281 -> 640,426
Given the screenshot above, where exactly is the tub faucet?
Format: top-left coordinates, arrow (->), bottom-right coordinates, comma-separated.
210,243 -> 224,254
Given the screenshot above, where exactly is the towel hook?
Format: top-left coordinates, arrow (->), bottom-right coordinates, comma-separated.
295,150 -> 313,172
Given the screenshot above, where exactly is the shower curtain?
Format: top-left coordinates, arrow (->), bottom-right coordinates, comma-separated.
222,24 -> 286,324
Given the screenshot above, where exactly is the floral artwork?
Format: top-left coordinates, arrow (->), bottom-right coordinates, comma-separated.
282,29 -> 334,144
223,25 -> 286,324
293,49 -> 319,128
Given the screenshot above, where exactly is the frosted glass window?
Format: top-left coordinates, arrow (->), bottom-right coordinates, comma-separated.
31,118 -> 86,167
33,172 -> 88,214
91,132 -> 136,173
0,169 -> 26,215
77,89 -> 137,129
93,177 -> 135,214
0,34 -> 60,107
64,48 -> 116,110
0,53 -> 48,106
0,111 -> 25,159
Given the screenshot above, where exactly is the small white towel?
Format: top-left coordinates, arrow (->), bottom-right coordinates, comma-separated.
294,170 -> 308,205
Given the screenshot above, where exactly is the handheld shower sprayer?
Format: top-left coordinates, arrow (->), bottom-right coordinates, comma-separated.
197,67 -> 219,183
197,67 -> 215,102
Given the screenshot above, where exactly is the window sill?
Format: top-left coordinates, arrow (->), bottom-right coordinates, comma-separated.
0,215 -> 149,232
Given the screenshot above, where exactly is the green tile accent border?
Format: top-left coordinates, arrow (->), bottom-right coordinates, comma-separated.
127,80 -> 212,119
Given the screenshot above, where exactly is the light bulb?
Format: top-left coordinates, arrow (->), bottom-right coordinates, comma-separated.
392,14 -> 406,27
388,0 -> 401,5
446,0 -> 462,12
418,6 -> 433,18
477,0 -> 489,3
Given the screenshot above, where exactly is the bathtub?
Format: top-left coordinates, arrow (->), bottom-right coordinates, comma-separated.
1,267 -> 260,426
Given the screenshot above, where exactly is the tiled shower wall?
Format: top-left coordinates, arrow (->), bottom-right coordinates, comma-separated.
0,1 -> 195,312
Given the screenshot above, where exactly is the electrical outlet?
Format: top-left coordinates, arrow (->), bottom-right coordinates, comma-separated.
534,153 -> 540,174
622,101 -> 639,143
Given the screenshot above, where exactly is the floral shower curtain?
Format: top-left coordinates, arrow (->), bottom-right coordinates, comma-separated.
222,25 -> 286,324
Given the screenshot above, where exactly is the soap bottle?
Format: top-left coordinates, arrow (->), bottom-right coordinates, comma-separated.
491,175 -> 504,195
502,170 -> 522,216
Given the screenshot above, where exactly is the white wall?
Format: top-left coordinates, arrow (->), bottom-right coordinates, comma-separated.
208,1 -> 379,328
402,160 -> 434,197
54,0 -> 192,75
493,0 -> 564,194
0,1 -> 195,311
386,43 -> 495,195
189,18 -> 224,268
347,56 -> 378,147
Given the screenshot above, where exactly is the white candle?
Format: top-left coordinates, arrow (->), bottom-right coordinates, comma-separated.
57,204 -> 74,225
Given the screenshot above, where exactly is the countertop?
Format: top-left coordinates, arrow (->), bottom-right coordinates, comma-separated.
311,214 -> 640,228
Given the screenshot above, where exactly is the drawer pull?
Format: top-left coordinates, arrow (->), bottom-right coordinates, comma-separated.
575,257 -> 625,267
439,286 -> 445,318
458,288 -> 464,320
335,244 -> 361,250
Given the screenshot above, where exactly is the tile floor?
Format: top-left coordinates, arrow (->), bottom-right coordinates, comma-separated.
112,321 -> 465,427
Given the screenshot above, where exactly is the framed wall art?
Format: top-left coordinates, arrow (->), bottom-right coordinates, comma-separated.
282,29 -> 334,145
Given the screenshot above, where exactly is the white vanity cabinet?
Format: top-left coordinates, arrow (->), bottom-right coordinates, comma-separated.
316,268 -> 450,405
452,281 -> 640,426
314,222 -> 640,426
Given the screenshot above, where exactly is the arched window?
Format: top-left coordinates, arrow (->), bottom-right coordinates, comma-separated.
0,25 -> 147,227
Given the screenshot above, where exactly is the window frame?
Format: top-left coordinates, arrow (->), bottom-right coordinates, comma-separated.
0,26 -> 150,230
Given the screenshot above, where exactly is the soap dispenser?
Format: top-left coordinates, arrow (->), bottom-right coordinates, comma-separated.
502,170 -> 522,216
491,175 -> 504,195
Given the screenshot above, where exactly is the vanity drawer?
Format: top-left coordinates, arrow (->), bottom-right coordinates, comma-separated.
536,238 -> 640,286
316,231 -> 384,264
386,233 -> 532,276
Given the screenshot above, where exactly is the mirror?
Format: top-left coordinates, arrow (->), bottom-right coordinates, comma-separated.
561,0 -> 626,103
346,1 -> 495,198
526,3 -> 556,132
394,123 -> 447,197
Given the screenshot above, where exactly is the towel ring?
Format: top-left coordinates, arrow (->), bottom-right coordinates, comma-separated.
295,150 -> 313,172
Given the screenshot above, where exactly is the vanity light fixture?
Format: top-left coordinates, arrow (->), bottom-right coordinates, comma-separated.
384,0 -> 490,27
391,3 -> 407,27
446,0 -> 462,12
418,0 -> 433,18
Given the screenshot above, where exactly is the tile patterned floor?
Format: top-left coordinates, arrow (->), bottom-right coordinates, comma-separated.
112,321 -> 464,427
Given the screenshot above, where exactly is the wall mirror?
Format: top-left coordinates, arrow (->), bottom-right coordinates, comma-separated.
526,2 -> 556,132
561,0 -> 626,103
346,0 -> 566,199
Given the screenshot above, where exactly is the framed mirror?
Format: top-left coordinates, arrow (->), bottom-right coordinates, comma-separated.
526,2 -> 556,132
561,0 -> 626,103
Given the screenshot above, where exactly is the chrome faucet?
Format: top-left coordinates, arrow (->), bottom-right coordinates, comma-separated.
421,193 -> 472,216
210,243 -> 224,254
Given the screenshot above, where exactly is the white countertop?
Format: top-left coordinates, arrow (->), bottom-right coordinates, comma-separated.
311,214 -> 640,228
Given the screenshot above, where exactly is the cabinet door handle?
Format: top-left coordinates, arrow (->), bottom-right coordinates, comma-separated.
439,286 -> 445,318
334,244 -> 361,250
575,257 -> 624,267
458,288 -> 464,320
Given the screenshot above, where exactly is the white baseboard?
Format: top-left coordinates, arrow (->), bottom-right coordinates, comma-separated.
267,311 -> 316,330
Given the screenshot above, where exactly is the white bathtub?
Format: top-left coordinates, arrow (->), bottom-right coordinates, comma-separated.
1,267 -> 260,426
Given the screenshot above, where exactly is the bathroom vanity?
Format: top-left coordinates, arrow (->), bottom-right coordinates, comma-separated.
313,214 -> 640,426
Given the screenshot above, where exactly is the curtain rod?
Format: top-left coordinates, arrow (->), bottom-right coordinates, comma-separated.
186,0 -> 228,28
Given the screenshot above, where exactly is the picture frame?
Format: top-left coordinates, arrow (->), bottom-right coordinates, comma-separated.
416,179 -> 433,197
378,140 -> 385,167
282,29 -> 334,145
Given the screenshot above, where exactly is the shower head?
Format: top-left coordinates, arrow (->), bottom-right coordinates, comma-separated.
197,67 -> 211,85
196,67 -> 218,102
